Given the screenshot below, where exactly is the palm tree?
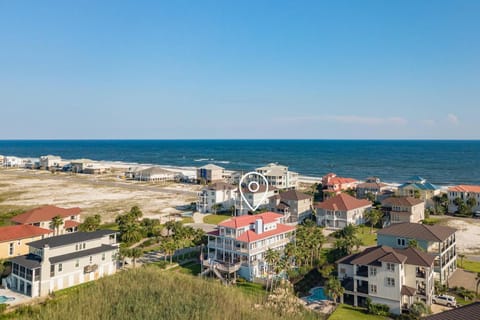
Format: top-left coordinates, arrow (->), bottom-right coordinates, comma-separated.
408,239 -> 420,249
164,220 -> 176,237
119,247 -> 130,268
458,253 -> 466,268
121,222 -> 143,244
324,277 -> 344,304
129,206 -> 143,221
129,248 -> 143,268
51,215 -> 64,236
264,249 -> 280,291
365,208 -> 382,234
79,214 -> 101,232
467,197 -> 478,215
211,203 -> 221,215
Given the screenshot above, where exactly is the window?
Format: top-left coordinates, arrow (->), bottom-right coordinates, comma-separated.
9,242 -> 14,255
370,267 -> 377,276
75,259 -> 79,268
75,244 -> 78,251
386,263 -> 395,271
102,253 -> 105,261
58,264 -> 62,272
50,264 -> 55,277
83,243 -> 86,249
386,277 -> 395,287
397,238 -> 406,246
370,284 -> 377,294
89,256 -> 93,263
340,268 -> 346,274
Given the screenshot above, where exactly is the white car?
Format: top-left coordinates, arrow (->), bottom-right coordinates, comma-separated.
432,294 -> 457,307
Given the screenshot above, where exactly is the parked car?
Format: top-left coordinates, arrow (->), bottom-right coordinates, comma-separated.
432,294 -> 457,307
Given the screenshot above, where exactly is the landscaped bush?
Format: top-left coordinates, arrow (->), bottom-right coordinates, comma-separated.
366,298 -> 390,316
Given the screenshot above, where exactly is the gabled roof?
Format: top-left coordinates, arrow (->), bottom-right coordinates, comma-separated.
28,230 -> 116,249
382,197 -> 424,207
401,285 -> 417,297
399,180 -> 438,191
236,224 -> 295,243
64,220 -> 80,229
395,247 -> 435,267
279,190 -> 311,201
327,177 -> 357,185
137,167 -> 175,175
423,302 -> 480,320
198,164 -> 224,170
0,225 -> 52,242
448,185 -> 480,193
11,206 -> 81,224
314,193 -> 371,211
377,222 -> 456,242
357,182 -> 387,189
219,212 -> 283,229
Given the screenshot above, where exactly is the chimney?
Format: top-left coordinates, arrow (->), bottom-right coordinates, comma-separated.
255,219 -> 263,234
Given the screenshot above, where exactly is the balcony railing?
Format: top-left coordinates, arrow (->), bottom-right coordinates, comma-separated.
358,284 -> 369,294
341,277 -> 354,291
356,266 -> 369,278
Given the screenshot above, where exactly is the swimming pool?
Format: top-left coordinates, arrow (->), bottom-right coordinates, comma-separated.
304,287 -> 328,303
0,295 -> 15,303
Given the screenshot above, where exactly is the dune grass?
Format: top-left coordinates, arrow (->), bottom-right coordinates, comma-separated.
462,259 -> 480,273
5,266 -> 318,320
329,305 -> 387,320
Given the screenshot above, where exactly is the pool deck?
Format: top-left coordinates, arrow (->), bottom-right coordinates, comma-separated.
0,288 -> 31,306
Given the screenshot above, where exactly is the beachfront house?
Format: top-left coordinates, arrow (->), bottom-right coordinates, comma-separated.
396,176 -> 440,207
447,185 -> 480,214
5,230 -> 118,297
268,190 -> 312,224
197,182 -> 238,214
39,155 -> 64,170
197,164 -> 226,184
235,186 -> 278,216
0,225 -> 53,259
356,177 -> 391,201
314,193 -> 372,229
132,167 -> 177,183
381,197 -> 425,225
11,205 -> 81,235
255,163 -> 299,190
337,245 -> 435,315
377,223 -> 457,284
321,173 -> 357,199
204,212 -> 295,281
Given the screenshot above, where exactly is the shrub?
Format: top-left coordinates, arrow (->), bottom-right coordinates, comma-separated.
0,303 -> 7,314
366,298 -> 390,316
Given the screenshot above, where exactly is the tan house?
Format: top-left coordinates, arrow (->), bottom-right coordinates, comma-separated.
396,176 -> 440,206
268,190 -> 312,224
11,205 -> 81,235
322,173 -> 357,199
255,163 -> 299,190
356,177 -> 390,200
0,225 -> 52,259
447,185 -> 480,214
132,167 -> 177,183
197,164 -> 225,183
315,193 -> 372,229
382,197 -> 425,224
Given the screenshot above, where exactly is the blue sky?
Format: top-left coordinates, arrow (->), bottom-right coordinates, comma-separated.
1,1 -> 479,139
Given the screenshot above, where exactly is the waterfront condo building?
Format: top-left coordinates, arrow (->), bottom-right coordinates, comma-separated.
337,245 -> 435,315
321,173 -> 357,199
5,230 -> 118,297
197,182 -> 238,214
196,164 -> 226,184
11,205 -> 81,235
205,212 -> 295,280
255,163 -> 299,190
0,225 -> 53,259
447,185 -> 480,214
314,193 -> 372,229
268,190 -> 312,224
381,197 -> 425,225
377,223 -> 457,284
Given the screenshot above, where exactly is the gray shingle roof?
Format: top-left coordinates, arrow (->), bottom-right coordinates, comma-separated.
10,254 -> 42,269
49,244 -> 118,264
28,230 -> 116,249
423,302 -> 480,320
377,223 -> 456,242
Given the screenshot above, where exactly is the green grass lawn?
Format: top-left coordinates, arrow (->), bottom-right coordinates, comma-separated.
357,225 -> 378,246
181,216 -> 194,224
170,262 -> 202,276
329,305 -> 387,320
461,259 -> 480,273
235,281 -> 267,297
98,222 -> 120,231
203,213 -> 232,225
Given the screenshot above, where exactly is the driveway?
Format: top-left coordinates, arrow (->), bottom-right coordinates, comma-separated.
448,269 -> 478,292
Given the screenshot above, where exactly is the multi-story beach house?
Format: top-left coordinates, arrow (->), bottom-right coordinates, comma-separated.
321,173 -> 357,199
39,155 -> 64,170
447,185 -> 480,214
204,212 -> 295,280
235,186 -> 278,216
197,182 -> 238,214
131,167 -> 177,183
356,177 -> 391,201
6,230 -> 118,297
255,163 -> 299,190
11,205 -> 81,235
314,193 -> 371,229
0,225 -> 53,259
377,223 -> 457,284
268,190 -> 312,224
381,197 -> 425,225
396,176 -> 440,206
337,245 -> 435,315
197,164 -> 226,184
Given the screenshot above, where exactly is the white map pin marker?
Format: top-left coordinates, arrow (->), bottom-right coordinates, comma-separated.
239,171 -> 269,212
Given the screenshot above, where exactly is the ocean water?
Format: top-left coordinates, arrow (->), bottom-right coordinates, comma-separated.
0,140 -> 479,185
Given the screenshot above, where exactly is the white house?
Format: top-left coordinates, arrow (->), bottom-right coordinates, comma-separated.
314,193 -> 372,229
132,167 -> 177,183
235,186 -> 278,216
447,185 -> 480,214
255,163 -> 298,190
197,182 -> 238,214
39,155 -> 63,170
337,245 -> 435,315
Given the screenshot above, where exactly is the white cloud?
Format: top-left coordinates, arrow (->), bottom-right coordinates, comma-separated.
447,113 -> 460,125
275,115 -> 408,126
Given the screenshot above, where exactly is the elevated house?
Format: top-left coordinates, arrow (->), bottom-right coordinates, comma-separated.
235,186 -> 278,216
268,190 -> 312,224
39,155 -> 65,170
11,205 -> 81,235
322,173 -> 357,199
197,164 -> 226,184
396,176 -> 440,207
204,212 -> 295,281
255,163 -> 299,190
0,225 -> 53,259
377,223 -> 457,284
381,197 -> 425,225
5,230 -> 118,297
337,245 -> 435,315
197,182 -> 238,214
447,185 -> 480,214
131,167 -> 177,183
356,177 -> 391,201
314,193 -> 372,229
